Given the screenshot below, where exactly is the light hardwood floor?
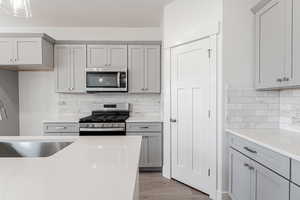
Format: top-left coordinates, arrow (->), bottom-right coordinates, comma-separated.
139,173 -> 210,200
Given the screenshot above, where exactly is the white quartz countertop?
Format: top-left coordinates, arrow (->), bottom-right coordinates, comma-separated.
0,136 -> 142,200
227,129 -> 300,162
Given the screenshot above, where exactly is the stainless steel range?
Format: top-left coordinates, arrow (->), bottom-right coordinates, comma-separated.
79,103 -> 130,136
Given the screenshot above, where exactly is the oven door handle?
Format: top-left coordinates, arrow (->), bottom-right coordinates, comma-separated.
80,128 -> 125,132
117,72 -> 121,88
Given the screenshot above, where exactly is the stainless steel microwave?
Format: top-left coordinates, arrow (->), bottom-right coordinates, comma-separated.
86,68 -> 128,92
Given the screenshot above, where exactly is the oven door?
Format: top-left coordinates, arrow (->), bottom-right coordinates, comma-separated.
86,69 -> 127,92
80,127 -> 126,136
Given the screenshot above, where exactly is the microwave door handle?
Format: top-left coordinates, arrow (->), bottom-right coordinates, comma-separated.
117,72 -> 121,88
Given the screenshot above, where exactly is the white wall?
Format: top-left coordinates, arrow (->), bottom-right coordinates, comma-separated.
0,27 -> 163,136
222,0 -> 260,193
162,0 -> 222,199
19,71 -> 59,136
0,70 -> 19,136
163,0 -> 221,47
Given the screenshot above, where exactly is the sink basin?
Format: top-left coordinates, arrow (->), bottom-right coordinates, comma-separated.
0,141 -> 73,157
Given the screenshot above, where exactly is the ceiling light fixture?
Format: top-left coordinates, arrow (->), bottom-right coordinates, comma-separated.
0,0 -> 32,18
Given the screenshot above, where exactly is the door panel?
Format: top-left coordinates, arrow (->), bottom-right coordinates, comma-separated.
108,45 -> 127,68
229,149 -> 253,200
139,136 -> 148,167
0,39 -> 13,65
55,45 -> 71,92
128,45 -> 145,93
171,38 -> 215,195
147,134 -> 162,167
87,45 -> 107,68
254,161 -> 289,200
14,38 -> 42,65
71,45 -> 86,93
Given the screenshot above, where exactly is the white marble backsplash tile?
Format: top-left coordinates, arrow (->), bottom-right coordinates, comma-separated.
57,93 -> 161,119
226,88 -> 280,129
280,89 -> 300,131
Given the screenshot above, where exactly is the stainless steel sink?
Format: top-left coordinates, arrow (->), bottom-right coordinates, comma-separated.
0,141 -> 73,157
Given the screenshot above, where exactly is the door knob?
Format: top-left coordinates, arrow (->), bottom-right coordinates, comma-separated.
170,118 -> 177,123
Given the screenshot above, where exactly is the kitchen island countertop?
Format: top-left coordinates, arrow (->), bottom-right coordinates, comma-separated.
0,136 -> 141,200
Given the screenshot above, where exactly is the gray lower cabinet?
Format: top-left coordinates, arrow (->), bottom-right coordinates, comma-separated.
55,45 -> 86,93
229,148 -> 289,200
291,183 -> 300,200
128,45 -> 161,93
127,122 -> 162,170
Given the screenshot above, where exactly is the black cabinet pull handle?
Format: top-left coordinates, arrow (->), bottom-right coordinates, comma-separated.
244,147 -> 257,154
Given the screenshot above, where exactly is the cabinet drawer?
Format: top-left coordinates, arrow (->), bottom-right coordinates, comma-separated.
229,134 -> 290,179
126,123 -> 162,132
44,123 -> 79,133
292,159 -> 300,185
44,133 -> 62,136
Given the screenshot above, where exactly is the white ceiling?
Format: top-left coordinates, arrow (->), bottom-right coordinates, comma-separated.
0,0 -> 174,27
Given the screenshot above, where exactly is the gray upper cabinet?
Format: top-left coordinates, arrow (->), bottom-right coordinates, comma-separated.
253,0 -> 289,89
290,0 -> 300,86
128,45 -> 161,93
55,45 -> 86,93
253,0 -> 300,89
87,45 -> 127,68
0,34 -> 54,70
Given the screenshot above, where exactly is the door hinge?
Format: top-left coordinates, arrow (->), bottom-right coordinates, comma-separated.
208,49 -> 212,58
208,110 -> 211,119
208,168 -> 211,176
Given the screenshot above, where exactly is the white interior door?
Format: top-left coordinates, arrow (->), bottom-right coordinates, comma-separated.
171,37 -> 216,197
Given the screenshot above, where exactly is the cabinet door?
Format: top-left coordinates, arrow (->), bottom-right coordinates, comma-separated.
255,0 -> 287,89
70,45 -> 86,93
0,38 -> 13,65
144,45 -> 161,93
291,183 -> 300,200
14,38 -> 42,65
87,45 -> 107,68
147,134 -> 162,167
229,149 -> 253,200
291,0 -> 300,86
139,136 -> 148,167
254,161 -> 289,200
107,45 -> 127,68
128,45 -> 145,93
55,45 -> 71,93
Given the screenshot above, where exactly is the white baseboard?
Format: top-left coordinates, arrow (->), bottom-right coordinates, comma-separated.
216,191 -> 231,200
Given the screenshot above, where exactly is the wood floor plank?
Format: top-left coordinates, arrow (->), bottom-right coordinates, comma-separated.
139,173 -> 210,200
